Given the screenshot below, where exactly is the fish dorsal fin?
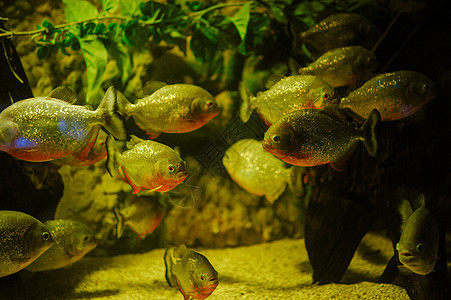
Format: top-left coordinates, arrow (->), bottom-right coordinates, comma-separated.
47,86 -> 79,104
265,74 -> 285,89
174,244 -> 188,258
126,135 -> 145,149
412,193 -> 426,210
399,199 -> 414,229
143,81 -> 167,95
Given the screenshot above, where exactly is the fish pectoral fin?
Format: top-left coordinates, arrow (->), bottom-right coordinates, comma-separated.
146,130 -> 161,139
72,130 -> 99,161
47,86 -> 79,104
121,167 -> 141,194
175,277 -> 190,300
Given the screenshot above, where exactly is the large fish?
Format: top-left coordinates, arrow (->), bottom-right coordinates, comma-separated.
297,46 -> 378,87
26,219 -> 96,272
396,195 -> 439,275
114,195 -> 165,241
223,139 -> 305,203
164,244 -> 218,300
0,86 -> 126,162
262,108 -> 380,170
300,12 -> 380,54
339,70 -> 437,121
0,211 -> 54,277
106,134 -> 187,194
117,82 -> 220,139
239,75 -> 336,125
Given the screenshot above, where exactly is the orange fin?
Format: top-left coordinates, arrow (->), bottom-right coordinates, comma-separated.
121,166 -> 141,194
146,130 -> 161,139
72,130 -> 99,161
176,278 -> 190,300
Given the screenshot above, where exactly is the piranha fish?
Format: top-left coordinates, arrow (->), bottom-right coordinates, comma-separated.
0,210 -> 54,277
116,82 -> 220,139
339,70 -> 437,121
223,139 -> 305,203
262,108 -> 380,170
25,219 -> 96,272
396,195 -> 439,275
239,75 -> 337,125
106,134 -> 188,194
300,12 -> 380,54
297,46 -> 379,87
164,244 -> 218,300
114,195 -> 165,241
0,86 -> 126,162
51,129 -> 108,167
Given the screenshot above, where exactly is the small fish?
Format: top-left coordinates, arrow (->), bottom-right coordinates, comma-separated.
297,46 -> 379,87
223,139 -> 305,203
116,82 -> 220,139
51,129 -> 107,167
396,194 -> 439,275
262,108 -> 380,170
106,134 -> 188,194
300,13 -> 380,54
164,244 -> 218,300
25,219 -> 96,272
0,86 -> 126,162
114,195 -> 165,241
239,75 -> 337,125
0,210 -> 54,277
339,70 -> 437,121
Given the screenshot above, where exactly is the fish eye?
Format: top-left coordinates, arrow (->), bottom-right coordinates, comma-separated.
83,236 -> 89,241
423,84 -> 430,91
168,165 -> 175,172
322,93 -> 330,100
272,135 -> 280,142
200,274 -> 206,281
207,101 -> 213,107
42,232 -> 50,241
416,243 -> 424,252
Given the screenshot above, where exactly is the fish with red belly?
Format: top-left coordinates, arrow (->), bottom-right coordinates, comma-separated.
116,82 -> 220,139
0,86 -> 126,162
164,244 -> 218,300
262,108 -> 380,170
105,134 -> 187,194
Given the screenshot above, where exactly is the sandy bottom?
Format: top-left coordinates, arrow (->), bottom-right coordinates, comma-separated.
0,231 -> 410,300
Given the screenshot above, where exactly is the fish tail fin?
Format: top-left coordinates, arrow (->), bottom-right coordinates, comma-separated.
239,81 -> 255,123
105,134 -> 119,178
288,166 -> 306,197
115,89 -> 132,119
360,109 -> 381,157
97,86 -> 127,141
164,248 -> 175,287
113,206 -> 125,239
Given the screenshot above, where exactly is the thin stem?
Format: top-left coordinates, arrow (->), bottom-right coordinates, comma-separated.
0,15 -> 161,39
191,2 -> 246,17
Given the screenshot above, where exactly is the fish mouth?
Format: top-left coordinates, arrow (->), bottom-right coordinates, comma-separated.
177,169 -> 187,178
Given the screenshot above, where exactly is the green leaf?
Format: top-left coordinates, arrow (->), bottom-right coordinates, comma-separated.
62,0 -> 98,22
94,23 -> 107,35
41,19 -> 54,29
229,3 -> 250,54
107,41 -> 132,87
79,38 -> 108,106
99,0 -> 118,13
119,0 -> 141,16
269,3 -> 287,23
191,27 -> 217,62
37,46 -> 50,59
